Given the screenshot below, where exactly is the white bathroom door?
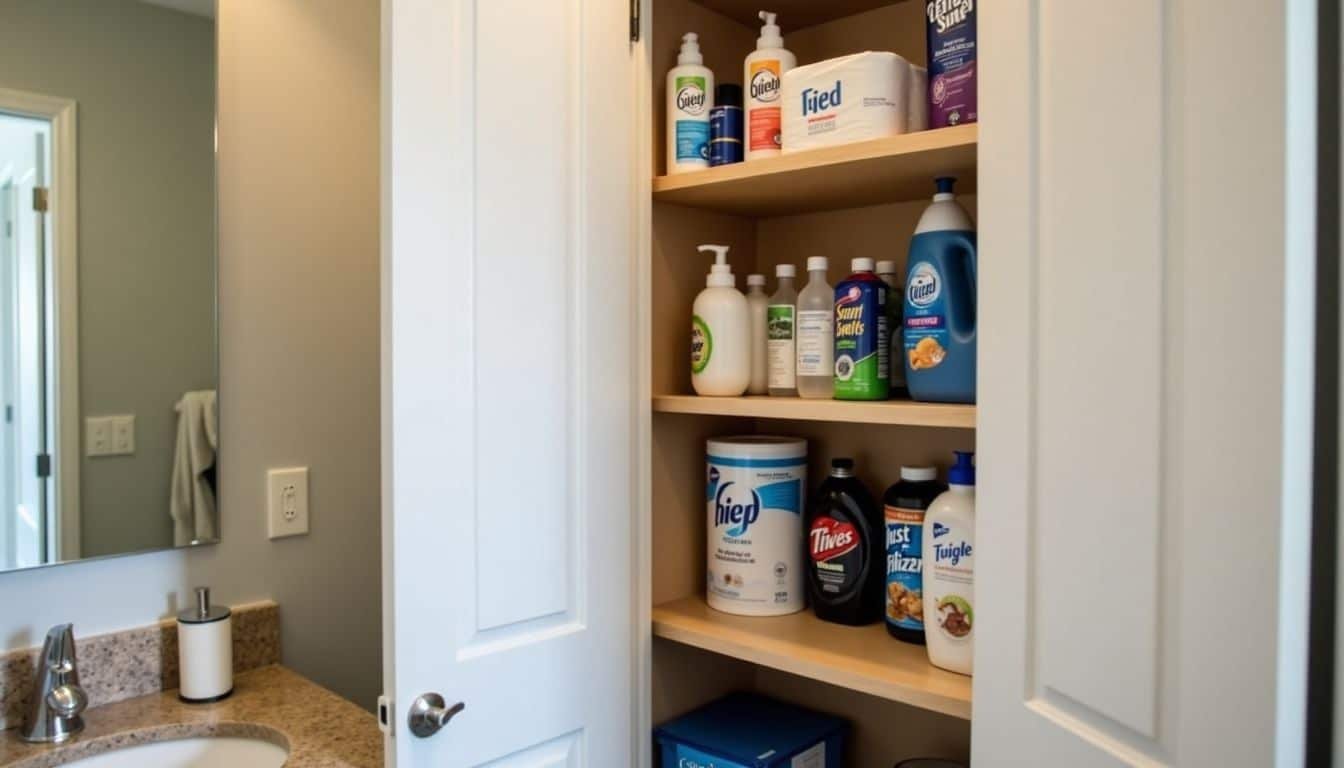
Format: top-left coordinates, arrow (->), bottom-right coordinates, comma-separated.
974,1 -> 1313,766
380,0 -> 638,766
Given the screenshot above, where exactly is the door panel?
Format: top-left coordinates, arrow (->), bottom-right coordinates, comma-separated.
382,0 -> 636,765
1035,1 -> 1163,739
976,1 -> 1296,765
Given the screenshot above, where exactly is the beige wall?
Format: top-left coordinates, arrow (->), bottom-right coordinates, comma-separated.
0,0 -> 382,711
0,0 -> 217,557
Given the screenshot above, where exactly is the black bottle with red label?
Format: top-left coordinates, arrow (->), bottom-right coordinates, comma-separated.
805,457 -> 884,625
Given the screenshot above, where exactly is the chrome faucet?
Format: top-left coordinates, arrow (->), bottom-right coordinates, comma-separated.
20,624 -> 88,743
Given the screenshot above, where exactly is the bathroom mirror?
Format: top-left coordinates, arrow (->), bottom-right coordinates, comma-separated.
0,0 -> 218,572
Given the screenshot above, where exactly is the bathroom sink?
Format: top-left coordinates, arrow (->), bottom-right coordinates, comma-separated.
57,736 -> 288,767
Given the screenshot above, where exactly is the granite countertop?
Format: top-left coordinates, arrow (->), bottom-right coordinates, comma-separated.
0,665 -> 381,768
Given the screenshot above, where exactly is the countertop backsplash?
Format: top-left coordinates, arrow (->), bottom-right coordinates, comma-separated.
0,600 -> 279,731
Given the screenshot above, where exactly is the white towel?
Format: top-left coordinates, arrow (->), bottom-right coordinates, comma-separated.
170,390 -> 218,546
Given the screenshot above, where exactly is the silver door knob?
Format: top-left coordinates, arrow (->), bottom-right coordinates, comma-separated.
408,693 -> 465,738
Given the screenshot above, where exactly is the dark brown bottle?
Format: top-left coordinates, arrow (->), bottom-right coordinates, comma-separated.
805,458 -> 884,625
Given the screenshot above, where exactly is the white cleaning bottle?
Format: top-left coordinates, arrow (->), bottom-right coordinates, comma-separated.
923,451 -> 975,676
744,11 -> 795,161
691,245 -> 750,396
668,33 -> 714,174
745,274 -> 769,395
796,256 -> 834,399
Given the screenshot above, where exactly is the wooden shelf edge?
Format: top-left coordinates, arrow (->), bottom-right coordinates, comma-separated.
651,395 -> 976,429
652,125 -> 978,196
652,597 -> 973,720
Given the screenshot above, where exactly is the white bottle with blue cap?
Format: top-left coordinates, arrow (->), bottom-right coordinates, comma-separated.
922,451 -> 975,676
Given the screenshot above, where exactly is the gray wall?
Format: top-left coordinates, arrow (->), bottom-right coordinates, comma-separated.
0,0 -> 382,710
0,0 -> 217,557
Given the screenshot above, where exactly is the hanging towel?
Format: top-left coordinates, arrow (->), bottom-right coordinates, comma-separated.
171,390 -> 218,546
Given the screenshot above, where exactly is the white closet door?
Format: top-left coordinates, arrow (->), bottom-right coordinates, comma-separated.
381,0 -> 637,765
975,1 -> 1306,765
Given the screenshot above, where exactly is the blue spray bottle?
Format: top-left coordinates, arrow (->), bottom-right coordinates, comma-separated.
903,177 -> 976,403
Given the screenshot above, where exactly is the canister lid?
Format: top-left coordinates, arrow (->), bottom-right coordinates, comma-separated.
715,83 -> 743,107
177,586 -> 231,624
707,435 -> 807,459
900,465 -> 938,482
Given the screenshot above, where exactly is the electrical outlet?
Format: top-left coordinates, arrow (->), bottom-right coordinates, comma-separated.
267,467 -> 309,539
111,415 -> 135,454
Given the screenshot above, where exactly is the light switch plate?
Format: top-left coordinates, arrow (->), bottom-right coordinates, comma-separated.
110,415 -> 135,454
86,415 -> 135,457
267,467 -> 310,539
86,417 -> 111,457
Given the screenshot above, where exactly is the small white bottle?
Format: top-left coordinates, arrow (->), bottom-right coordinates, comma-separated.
923,451 -> 975,676
767,264 -> 798,396
691,245 -> 750,396
796,256 -> 834,399
667,33 -> 715,174
745,274 -> 769,395
744,11 -> 795,161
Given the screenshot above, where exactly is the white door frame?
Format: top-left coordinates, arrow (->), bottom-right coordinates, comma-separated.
0,87 -> 79,563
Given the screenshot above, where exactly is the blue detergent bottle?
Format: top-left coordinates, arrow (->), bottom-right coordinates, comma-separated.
903,177 -> 976,403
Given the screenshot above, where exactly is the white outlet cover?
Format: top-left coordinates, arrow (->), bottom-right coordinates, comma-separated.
267,467 -> 310,539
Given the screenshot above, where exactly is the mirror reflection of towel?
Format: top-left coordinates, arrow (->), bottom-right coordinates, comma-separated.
171,390 -> 218,546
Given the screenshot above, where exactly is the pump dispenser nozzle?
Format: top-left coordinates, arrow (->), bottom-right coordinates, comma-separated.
756,11 -> 783,48
698,244 -> 735,287
678,32 -> 704,65
948,450 -> 976,486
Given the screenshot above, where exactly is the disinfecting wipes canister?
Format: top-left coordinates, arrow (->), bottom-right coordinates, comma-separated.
782,51 -> 909,153
706,436 -> 808,616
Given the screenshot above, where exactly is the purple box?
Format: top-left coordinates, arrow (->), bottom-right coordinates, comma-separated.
926,0 -> 977,128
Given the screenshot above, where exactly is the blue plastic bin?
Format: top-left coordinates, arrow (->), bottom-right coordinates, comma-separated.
654,692 -> 847,768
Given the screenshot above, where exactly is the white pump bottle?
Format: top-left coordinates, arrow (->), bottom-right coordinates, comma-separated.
691,245 -> 750,396
667,33 -> 715,174
744,11 -> 795,161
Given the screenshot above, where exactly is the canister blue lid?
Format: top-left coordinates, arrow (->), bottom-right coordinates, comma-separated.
654,692 -> 846,766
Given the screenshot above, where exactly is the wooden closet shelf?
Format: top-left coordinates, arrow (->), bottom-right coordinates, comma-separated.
652,596 -> 973,719
690,0 -> 904,30
652,394 -> 976,429
652,125 -> 977,217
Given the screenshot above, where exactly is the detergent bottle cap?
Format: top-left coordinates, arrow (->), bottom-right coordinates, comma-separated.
806,256 -> 828,272
699,244 -> 735,287
746,273 -> 766,287
678,33 -> 704,65
948,451 -> 975,486
875,260 -> 897,276
756,11 -> 784,49
851,257 -> 875,273
934,176 -> 957,201
775,264 -> 796,278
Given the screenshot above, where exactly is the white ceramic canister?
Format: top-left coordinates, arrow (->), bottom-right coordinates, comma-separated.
177,587 -> 233,702
706,436 -> 807,616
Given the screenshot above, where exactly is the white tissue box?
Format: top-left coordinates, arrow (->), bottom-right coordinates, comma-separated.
782,51 -> 909,153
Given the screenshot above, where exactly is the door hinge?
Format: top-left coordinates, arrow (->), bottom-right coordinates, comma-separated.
630,0 -> 640,42
36,453 -> 51,478
32,187 -> 49,213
